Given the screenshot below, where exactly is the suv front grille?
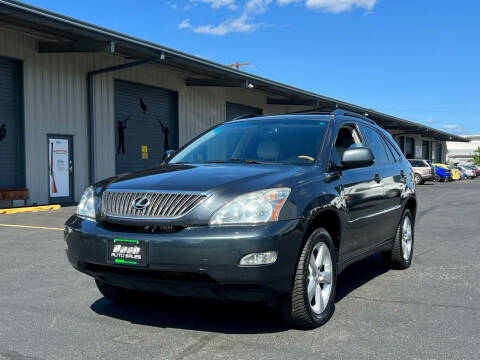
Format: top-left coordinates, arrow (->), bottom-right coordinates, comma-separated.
102,191 -> 207,219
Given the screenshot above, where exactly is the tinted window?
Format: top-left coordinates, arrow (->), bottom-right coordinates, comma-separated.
170,119 -> 329,165
359,125 -> 389,164
383,137 -> 401,162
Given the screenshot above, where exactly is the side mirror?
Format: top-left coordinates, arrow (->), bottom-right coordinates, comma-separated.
162,149 -> 175,163
341,147 -> 374,169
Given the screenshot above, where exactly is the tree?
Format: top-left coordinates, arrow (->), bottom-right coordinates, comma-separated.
472,146 -> 480,165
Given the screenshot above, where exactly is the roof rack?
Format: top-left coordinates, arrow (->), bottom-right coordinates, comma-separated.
330,109 -> 377,125
230,113 -> 262,121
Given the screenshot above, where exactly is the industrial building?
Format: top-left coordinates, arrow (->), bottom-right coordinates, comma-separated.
447,135 -> 480,164
0,0 -> 467,206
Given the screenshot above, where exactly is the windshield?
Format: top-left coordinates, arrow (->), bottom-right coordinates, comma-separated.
170,119 -> 328,165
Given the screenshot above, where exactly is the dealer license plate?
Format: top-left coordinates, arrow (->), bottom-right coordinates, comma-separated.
107,238 -> 147,266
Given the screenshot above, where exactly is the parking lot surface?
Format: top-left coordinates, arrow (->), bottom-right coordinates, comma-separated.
0,180 -> 479,360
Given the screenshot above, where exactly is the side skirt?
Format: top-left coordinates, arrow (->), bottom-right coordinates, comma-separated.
337,238 -> 394,274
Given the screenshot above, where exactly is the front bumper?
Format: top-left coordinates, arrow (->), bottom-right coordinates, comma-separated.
65,216 -> 305,301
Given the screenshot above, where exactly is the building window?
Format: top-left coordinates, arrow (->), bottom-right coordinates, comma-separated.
436,143 -> 442,163
405,137 -> 415,159
422,140 -> 431,160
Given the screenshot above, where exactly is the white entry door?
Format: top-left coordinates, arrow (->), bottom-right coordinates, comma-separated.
48,135 -> 74,204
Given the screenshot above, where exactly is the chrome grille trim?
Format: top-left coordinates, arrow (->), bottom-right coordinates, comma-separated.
102,190 -> 209,219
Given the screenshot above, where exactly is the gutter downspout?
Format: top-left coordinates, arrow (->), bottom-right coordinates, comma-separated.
87,55 -> 164,185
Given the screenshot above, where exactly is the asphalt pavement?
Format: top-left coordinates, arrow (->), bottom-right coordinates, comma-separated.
0,180 -> 479,360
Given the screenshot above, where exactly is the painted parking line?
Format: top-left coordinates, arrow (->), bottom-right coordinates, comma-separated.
0,223 -> 63,231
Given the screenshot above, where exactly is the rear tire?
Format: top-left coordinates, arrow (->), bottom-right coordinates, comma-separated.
383,209 -> 414,269
278,228 -> 337,328
95,279 -> 142,303
433,175 -> 441,182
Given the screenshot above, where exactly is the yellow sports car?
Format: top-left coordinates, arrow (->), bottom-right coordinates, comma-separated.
434,163 -> 461,180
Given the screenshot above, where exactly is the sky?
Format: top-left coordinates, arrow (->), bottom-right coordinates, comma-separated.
26,0 -> 480,134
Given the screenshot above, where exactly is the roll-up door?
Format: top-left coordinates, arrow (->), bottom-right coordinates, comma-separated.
114,80 -> 178,175
226,102 -> 262,121
0,56 -> 24,189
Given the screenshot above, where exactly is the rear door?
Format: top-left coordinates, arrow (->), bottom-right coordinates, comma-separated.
359,125 -> 403,243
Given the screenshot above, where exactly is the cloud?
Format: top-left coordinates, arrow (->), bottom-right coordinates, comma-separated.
192,13 -> 259,35
443,124 -> 466,133
190,0 -> 238,10
246,0 -> 273,14
178,18 -> 192,29
305,0 -> 378,13
277,0 -> 301,5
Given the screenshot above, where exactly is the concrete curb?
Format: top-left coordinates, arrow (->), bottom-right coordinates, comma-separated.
0,204 -> 61,214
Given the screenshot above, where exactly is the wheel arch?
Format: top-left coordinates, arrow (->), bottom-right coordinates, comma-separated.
404,196 -> 417,222
303,209 -> 342,258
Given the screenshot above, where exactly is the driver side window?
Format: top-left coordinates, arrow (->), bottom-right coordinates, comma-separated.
330,125 -> 365,169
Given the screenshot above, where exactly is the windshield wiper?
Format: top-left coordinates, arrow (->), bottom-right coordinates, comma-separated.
231,158 -> 266,164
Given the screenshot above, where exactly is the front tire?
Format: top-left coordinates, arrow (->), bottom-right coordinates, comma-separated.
414,173 -> 423,185
278,228 -> 337,328
383,209 -> 414,269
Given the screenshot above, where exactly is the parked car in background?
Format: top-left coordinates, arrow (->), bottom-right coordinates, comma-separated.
458,165 -> 476,179
456,167 -> 468,180
465,165 -> 480,177
408,159 -> 434,185
432,164 -> 452,182
434,163 -> 460,180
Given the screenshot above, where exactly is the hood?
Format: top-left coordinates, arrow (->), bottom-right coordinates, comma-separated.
103,163 -> 307,195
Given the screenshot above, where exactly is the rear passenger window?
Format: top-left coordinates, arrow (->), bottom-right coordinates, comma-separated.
381,136 -> 399,162
359,125 -> 389,164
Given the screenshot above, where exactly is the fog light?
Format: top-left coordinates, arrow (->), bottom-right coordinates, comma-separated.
239,251 -> 278,266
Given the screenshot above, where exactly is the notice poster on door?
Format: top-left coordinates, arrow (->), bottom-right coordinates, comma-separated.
415,145 -> 422,159
49,138 -> 69,197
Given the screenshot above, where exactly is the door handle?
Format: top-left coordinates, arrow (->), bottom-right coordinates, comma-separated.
374,174 -> 382,183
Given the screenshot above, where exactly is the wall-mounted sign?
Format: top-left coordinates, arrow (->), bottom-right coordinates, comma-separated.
141,145 -> 148,159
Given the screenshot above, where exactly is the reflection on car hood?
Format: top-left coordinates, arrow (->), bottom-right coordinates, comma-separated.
103,163 -> 307,193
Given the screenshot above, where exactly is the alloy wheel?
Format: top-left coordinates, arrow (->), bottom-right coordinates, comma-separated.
414,174 -> 421,185
307,242 -> 333,314
401,216 -> 413,261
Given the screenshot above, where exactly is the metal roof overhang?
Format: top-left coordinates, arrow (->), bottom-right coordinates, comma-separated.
0,0 -> 468,143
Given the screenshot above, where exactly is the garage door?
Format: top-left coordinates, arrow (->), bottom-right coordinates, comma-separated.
0,56 -> 24,189
114,80 -> 178,175
226,102 -> 262,121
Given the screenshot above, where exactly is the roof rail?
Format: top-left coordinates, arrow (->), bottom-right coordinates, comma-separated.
230,113 -> 262,121
331,109 -> 377,125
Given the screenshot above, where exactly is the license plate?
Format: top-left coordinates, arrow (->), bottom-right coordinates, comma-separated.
107,238 -> 147,266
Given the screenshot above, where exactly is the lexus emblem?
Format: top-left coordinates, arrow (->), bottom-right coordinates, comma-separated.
132,196 -> 151,210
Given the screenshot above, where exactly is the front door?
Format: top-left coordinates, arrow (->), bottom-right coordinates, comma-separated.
331,123 -> 385,258
47,135 -> 74,204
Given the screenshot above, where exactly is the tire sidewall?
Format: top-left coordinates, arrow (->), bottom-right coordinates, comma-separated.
302,229 -> 338,324
399,209 -> 415,267
414,174 -> 422,185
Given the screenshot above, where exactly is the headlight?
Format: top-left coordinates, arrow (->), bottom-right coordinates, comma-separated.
209,188 -> 291,225
77,186 -> 96,220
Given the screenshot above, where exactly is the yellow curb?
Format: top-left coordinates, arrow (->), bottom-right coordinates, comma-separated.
0,223 -> 64,231
0,204 -> 61,215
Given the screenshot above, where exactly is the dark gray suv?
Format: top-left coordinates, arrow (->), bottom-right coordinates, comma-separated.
65,109 -> 416,328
